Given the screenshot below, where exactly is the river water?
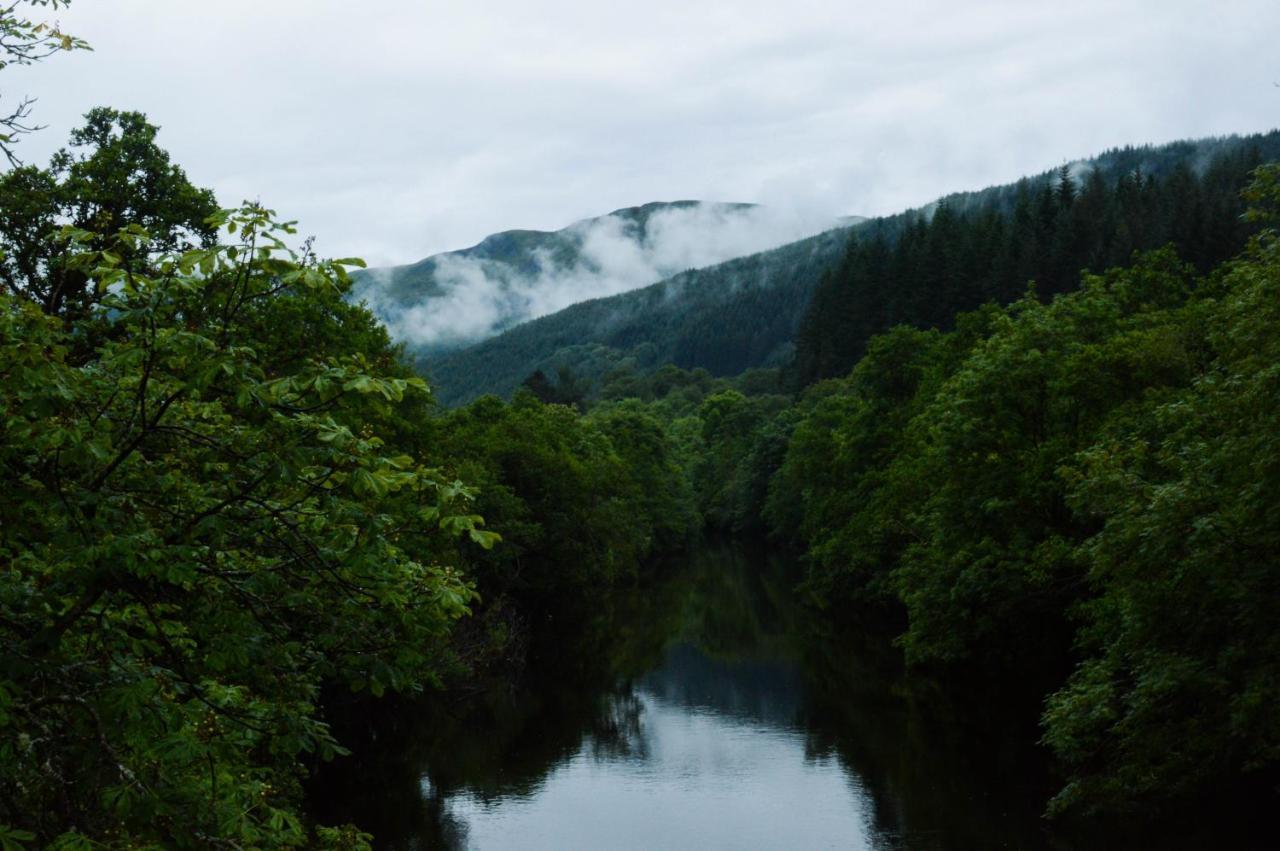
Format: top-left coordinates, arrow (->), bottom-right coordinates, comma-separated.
308,544 -> 1256,850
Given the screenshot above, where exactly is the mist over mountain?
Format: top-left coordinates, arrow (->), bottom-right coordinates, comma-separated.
419,225 -> 857,406
418,131 -> 1280,407
354,201 -> 848,355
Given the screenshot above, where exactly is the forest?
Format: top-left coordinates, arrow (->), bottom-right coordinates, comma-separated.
420,130 -> 1280,406
2,3 -> 1279,848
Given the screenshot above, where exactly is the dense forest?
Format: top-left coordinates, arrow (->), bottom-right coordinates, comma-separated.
418,223 -> 856,405
794,142 -> 1277,383
2,3 -> 1279,847
418,131 -> 1280,406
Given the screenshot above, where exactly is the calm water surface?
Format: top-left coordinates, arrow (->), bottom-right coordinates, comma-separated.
439,646 -> 879,849
311,545 -> 1225,850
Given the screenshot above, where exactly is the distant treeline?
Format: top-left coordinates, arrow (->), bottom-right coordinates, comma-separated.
424,132 -> 1280,406
794,140 -> 1277,384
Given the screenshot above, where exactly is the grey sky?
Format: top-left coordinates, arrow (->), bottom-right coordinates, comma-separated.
7,0 -> 1279,266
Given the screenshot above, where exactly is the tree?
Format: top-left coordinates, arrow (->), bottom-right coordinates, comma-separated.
0,107 -> 218,317
889,251 -> 1198,666
0,0 -> 90,166
0,205 -> 494,847
1043,167 -> 1280,815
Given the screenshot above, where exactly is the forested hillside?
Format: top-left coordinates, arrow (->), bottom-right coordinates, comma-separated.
420,131 -> 1280,406
421,224 -> 855,405
795,135 -> 1280,383
353,201 -> 732,347
353,200 -> 842,357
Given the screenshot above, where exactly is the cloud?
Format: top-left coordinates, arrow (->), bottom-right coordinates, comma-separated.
356,202 -> 840,350
3,1 -> 1278,268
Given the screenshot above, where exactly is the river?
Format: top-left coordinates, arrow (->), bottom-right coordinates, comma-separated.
307,543 -> 1259,850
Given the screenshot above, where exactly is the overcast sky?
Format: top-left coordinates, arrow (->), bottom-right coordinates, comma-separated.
7,0 -> 1279,266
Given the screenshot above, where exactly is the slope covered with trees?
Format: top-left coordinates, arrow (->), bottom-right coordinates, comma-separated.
420,131 -> 1280,407
352,201 -> 754,352
794,135 -> 1280,384
358,201 -> 750,298
418,224 -> 856,405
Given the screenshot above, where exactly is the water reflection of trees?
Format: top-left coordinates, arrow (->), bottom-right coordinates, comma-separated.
307,542 -> 1094,850
796,625 -> 1064,851
306,543 -> 778,847
589,691 -> 647,762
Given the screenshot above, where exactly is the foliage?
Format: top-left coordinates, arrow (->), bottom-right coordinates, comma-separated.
1042,188 -> 1280,814
424,391 -> 697,606
0,0 -> 91,166
767,325 -> 951,604
587,399 -> 699,550
890,251 -> 1199,665
0,206 -> 488,847
689,389 -> 790,531
0,107 -> 218,317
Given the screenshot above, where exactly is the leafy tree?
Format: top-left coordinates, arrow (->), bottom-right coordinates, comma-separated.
587,399 -> 698,550
521,368 -> 558,403
890,251 -> 1199,666
688,389 -> 794,530
520,364 -> 588,408
0,206 -> 492,847
770,326 -> 950,605
0,107 -> 218,317
426,390 -> 688,606
1042,168 -> 1280,815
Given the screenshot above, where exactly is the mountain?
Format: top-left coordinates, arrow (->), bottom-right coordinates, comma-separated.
353,200 -> 844,355
417,131 -> 1280,407
791,130 -> 1280,384
419,224 -> 859,405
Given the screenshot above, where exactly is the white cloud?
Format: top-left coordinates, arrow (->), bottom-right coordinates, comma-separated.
357,202 -> 840,349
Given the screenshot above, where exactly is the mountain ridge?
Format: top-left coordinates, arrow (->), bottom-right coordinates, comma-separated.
414,130 -> 1280,407
352,199 -> 835,355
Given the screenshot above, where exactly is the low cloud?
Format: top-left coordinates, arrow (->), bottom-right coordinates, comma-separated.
357,202 -> 840,351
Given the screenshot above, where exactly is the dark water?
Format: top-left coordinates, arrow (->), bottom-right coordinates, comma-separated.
308,545 -> 1262,850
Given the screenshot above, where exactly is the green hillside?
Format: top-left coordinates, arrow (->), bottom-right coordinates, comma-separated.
419,224 -> 857,405
421,131 -> 1280,406
794,131 -> 1280,384
353,200 -> 760,353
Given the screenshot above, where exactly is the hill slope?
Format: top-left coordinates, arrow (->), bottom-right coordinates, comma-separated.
354,200 -> 841,354
420,224 -> 857,405
420,131 -> 1280,406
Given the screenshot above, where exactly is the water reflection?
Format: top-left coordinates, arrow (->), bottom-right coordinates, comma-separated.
308,545 -> 1098,849
443,665 -> 880,850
